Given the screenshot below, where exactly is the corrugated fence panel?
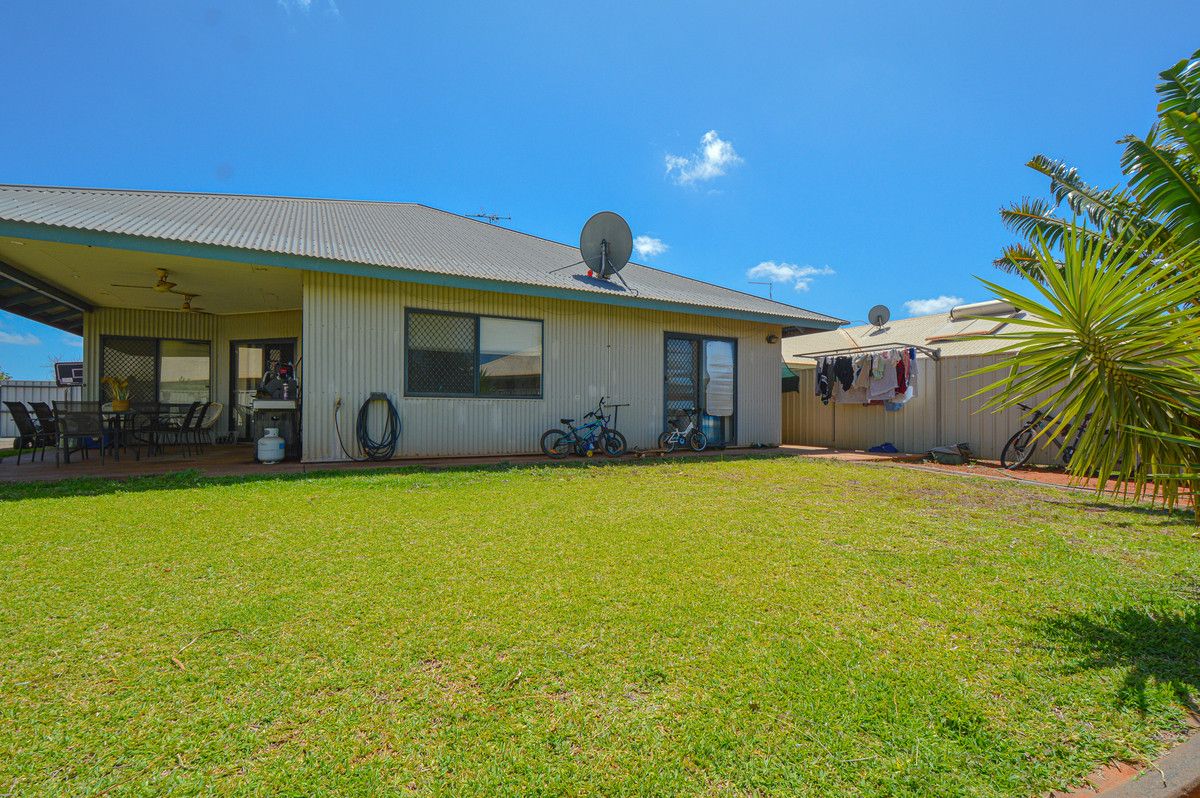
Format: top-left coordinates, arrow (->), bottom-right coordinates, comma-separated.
0,381 -> 83,437
782,354 -> 1059,464
301,272 -> 783,462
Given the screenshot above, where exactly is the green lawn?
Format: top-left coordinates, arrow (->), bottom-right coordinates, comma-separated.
1,457 -> 1198,796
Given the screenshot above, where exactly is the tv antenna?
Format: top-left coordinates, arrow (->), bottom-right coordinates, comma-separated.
467,209 -> 511,224
749,280 -> 773,300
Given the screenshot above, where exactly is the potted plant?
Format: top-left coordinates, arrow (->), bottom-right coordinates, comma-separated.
101,376 -> 131,412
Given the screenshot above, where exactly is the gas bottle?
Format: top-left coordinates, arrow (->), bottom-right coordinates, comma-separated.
257,427 -> 285,464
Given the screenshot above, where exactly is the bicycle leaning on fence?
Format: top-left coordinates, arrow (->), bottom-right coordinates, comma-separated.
1000,403 -> 1092,470
539,397 -> 628,458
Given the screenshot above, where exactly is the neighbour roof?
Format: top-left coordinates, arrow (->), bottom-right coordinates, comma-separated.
786,301 -> 1026,362
0,185 -> 843,329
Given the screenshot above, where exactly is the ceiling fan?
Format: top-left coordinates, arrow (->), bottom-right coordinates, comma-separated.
112,268 -> 180,294
142,293 -> 209,314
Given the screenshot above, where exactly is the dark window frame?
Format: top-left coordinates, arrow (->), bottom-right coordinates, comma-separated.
403,308 -> 544,399
100,334 -> 213,404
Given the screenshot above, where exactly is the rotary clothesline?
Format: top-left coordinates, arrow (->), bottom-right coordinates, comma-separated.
792,341 -> 943,361
803,342 -> 939,411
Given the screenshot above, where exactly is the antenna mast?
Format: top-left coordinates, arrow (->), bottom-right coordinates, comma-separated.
749,280 -> 773,300
467,209 -> 511,224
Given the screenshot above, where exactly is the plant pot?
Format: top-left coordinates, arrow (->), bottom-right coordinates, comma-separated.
111,399 -> 130,412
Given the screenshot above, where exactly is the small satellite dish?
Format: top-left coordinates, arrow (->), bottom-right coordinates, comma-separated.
579,211 -> 633,279
868,304 -> 891,328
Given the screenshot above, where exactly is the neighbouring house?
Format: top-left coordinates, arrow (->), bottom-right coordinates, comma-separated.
783,300 -> 1058,463
0,185 -> 842,462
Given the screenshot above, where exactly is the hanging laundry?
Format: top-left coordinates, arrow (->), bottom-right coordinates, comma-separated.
833,356 -> 856,391
868,350 -> 899,401
895,355 -> 907,395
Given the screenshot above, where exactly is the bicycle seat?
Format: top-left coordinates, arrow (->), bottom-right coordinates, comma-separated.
560,418 -> 574,425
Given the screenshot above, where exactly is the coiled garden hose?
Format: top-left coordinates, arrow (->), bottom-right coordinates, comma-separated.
334,393 -> 400,461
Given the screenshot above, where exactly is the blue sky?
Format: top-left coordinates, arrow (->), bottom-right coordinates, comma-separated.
0,1 -> 1193,378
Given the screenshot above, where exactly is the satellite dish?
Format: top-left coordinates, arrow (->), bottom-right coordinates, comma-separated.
868,304 -> 891,328
579,211 -> 633,279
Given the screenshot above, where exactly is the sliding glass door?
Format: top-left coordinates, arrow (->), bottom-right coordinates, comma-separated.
229,339 -> 297,441
664,333 -> 736,446
100,336 -> 211,405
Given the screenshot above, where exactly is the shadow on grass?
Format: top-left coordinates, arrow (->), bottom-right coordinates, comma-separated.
0,450 -> 797,502
1038,604 -> 1200,714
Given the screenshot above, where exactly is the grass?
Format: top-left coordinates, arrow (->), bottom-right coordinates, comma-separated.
1,457 -> 1198,796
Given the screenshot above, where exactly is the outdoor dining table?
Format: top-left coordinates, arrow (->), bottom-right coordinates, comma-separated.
102,409 -> 139,461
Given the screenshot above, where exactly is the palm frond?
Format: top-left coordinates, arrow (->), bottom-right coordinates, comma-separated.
1120,131 -> 1200,245
1027,154 -> 1144,226
1156,48 -> 1200,116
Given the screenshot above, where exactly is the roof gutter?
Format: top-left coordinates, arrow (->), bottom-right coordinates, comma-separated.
0,220 -> 842,331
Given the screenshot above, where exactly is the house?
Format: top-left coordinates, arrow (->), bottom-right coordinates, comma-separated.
782,300 -> 1057,463
0,185 -> 843,461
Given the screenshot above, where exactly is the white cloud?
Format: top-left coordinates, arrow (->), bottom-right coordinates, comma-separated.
746,261 -> 835,292
633,235 -> 668,259
664,130 -> 743,185
62,334 -> 83,349
278,0 -> 340,17
903,295 -> 964,316
0,331 -> 40,346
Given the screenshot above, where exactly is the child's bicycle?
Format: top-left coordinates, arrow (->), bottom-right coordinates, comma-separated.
658,408 -> 707,453
540,397 -> 628,458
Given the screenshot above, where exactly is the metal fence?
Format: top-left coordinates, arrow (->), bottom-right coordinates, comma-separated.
0,381 -> 83,437
782,353 -> 1060,464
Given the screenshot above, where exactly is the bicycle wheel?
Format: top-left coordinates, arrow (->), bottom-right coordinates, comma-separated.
601,430 -> 627,457
540,429 -> 574,459
658,431 -> 676,453
687,431 -> 708,452
1000,426 -> 1036,469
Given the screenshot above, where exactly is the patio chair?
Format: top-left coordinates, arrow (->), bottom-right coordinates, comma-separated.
126,401 -> 164,456
53,400 -> 106,467
3,401 -> 51,464
195,402 -> 224,448
153,401 -> 202,455
184,402 -> 214,453
30,402 -> 58,439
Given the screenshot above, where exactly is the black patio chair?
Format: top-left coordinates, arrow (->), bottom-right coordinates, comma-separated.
53,400 -> 106,467
30,402 -> 57,439
152,401 -> 202,455
4,401 -> 51,464
126,401 -> 163,456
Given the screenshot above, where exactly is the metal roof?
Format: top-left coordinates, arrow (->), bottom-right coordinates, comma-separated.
786,305 -> 1026,361
0,185 -> 843,329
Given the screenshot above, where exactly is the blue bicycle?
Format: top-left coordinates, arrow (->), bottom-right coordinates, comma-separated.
540,397 -> 628,458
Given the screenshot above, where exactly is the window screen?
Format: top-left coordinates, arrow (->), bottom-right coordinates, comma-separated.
406,312 -> 478,395
101,337 -> 157,403
406,311 -> 543,398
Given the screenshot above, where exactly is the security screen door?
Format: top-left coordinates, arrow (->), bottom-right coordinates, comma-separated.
664,334 -> 736,445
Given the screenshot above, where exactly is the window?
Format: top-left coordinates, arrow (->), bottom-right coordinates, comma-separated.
100,336 -> 211,405
405,310 -> 542,398
159,340 -> 212,404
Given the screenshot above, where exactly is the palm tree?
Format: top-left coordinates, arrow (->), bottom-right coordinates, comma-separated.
996,49 -> 1200,279
977,49 -> 1200,518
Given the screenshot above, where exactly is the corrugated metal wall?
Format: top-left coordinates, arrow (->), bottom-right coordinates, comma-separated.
82,308 -> 302,433
301,272 -> 783,461
782,354 -> 1059,464
0,381 -> 83,437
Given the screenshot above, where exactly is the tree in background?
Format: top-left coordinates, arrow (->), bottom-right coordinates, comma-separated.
975,50 -> 1200,518
0,367 -> 10,381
